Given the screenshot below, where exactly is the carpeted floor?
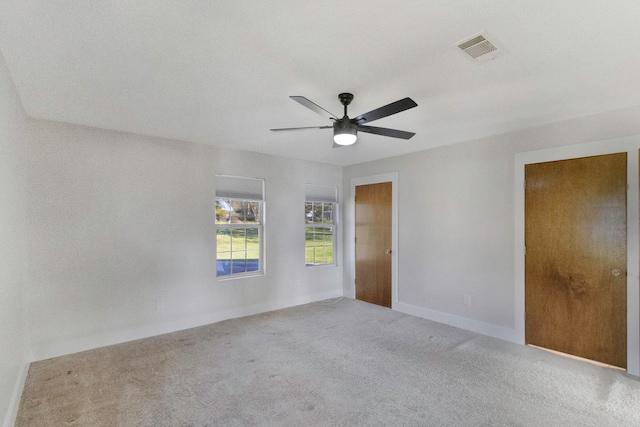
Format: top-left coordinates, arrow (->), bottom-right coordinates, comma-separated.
16,298 -> 640,426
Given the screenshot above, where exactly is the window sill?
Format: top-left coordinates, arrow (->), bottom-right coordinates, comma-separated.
216,271 -> 265,282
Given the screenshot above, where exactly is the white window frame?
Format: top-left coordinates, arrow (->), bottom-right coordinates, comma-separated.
215,175 -> 265,279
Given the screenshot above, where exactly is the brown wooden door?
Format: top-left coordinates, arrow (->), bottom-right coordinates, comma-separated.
525,153 -> 627,368
355,182 -> 392,308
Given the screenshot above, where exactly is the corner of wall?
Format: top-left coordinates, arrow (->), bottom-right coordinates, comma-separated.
2,354 -> 29,427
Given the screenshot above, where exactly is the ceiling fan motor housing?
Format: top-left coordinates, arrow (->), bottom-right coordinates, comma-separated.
338,92 -> 354,106
333,119 -> 357,145
333,119 -> 357,131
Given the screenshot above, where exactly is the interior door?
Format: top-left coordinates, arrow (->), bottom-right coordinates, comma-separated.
525,153 -> 627,368
355,182 -> 392,308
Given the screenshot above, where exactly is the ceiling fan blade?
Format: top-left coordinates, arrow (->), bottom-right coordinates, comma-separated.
353,97 -> 418,124
290,96 -> 338,121
358,125 -> 415,139
270,126 -> 332,131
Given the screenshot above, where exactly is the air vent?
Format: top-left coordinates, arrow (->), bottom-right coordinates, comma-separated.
455,32 -> 503,63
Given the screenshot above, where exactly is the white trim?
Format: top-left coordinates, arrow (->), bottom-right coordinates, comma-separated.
627,150 -> 640,377
349,172 -> 398,307
3,353 -> 29,427
395,302 -> 520,343
515,134 -> 640,376
27,290 -> 342,363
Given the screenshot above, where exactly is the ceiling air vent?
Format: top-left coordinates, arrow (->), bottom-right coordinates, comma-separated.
455,32 -> 503,63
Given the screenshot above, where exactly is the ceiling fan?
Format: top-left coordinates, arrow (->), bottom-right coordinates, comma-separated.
270,93 -> 418,147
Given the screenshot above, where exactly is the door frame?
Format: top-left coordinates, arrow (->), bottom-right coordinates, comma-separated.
347,172 -> 398,308
515,135 -> 640,376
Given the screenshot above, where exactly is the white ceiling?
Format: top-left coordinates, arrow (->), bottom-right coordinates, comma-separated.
1,1 -> 640,166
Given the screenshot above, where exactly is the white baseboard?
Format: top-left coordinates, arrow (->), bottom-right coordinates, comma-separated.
394,301 -> 520,343
28,290 -> 343,363
3,353 -> 29,427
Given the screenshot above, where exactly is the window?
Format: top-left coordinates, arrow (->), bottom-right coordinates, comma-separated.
215,175 -> 264,278
305,184 -> 337,266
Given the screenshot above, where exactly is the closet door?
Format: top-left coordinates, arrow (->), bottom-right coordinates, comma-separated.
525,153 -> 627,368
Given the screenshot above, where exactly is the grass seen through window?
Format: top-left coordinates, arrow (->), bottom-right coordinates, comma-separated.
216,199 -> 261,276
305,201 -> 335,265
305,227 -> 334,265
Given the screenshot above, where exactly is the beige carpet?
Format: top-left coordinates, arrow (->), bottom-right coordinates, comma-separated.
16,298 -> 640,426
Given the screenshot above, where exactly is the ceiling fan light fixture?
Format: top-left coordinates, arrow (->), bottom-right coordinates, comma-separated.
271,93 -> 417,146
334,130 -> 357,145
333,121 -> 357,145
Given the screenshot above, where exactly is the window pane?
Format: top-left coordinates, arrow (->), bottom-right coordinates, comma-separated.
321,227 -> 333,244
229,201 -> 245,223
216,247 -> 231,276
313,203 -> 322,223
231,229 -> 246,251
245,261 -> 259,273
246,228 -> 259,250
229,203 -> 240,223
323,203 -> 334,223
246,249 -> 259,261
324,245 -> 334,264
305,226 -> 314,265
229,261 -> 245,274
305,246 -> 314,265
217,261 -> 231,276
247,202 -> 260,224
246,249 -> 259,273
305,202 -> 313,224
305,226 -> 313,245
313,228 -> 320,245
323,246 -> 334,264
216,200 -> 232,224
217,229 -> 232,251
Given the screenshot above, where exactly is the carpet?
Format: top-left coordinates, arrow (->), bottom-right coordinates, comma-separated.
16,298 -> 640,426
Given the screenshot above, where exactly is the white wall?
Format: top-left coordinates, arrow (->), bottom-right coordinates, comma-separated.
0,51 -> 29,427
343,105 -> 640,345
22,120 -> 343,361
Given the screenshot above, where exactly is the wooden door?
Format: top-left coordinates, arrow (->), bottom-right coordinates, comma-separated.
525,153 -> 627,368
355,182 -> 392,308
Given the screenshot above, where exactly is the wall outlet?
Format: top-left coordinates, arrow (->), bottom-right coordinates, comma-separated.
295,279 -> 301,286
464,295 -> 471,306
156,297 -> 165,309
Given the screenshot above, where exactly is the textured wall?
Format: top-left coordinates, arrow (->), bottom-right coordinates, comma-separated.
23,120 -> 343,358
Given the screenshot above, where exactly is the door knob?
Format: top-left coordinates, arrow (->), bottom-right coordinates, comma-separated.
611,268 -> 622,277
385,249 -> 392,254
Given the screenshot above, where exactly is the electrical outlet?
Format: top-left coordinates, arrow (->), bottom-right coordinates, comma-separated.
156,297 -> 165,309
296,279 -> 301,286
464,295 -> 471,306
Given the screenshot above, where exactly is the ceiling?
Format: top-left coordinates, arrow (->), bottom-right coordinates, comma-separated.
1,1 -> 640,166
